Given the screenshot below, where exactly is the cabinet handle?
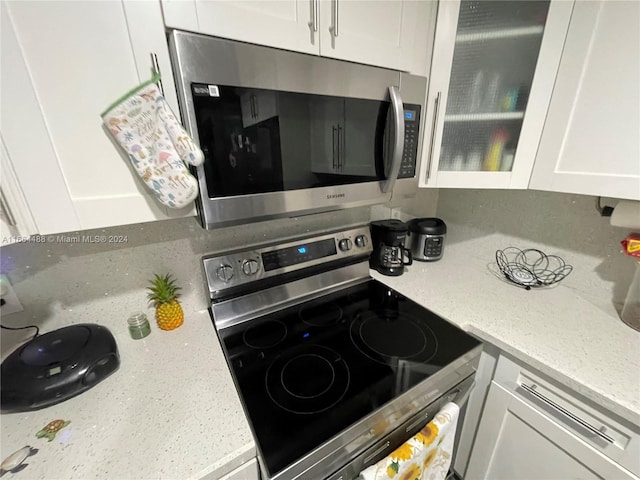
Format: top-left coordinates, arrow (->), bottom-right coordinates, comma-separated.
251,94 -> 259,119
0,189 -> 16,226
332,0 -> 339,38
309,0 -> 318,32
337,124 -> 343,171
425,92 -> 441,181
331,125 -> 338,171
150,53 -> 164,96
520,383 -> 615,444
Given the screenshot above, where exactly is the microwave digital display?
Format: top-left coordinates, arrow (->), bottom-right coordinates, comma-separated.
404,110 -> 416,121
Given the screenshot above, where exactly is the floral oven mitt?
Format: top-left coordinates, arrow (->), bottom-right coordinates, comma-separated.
101,75 -> 203,209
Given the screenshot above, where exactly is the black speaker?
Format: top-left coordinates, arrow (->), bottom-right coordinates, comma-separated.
1,324 -> 119,413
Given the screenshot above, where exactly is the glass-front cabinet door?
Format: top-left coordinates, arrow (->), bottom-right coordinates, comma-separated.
419,0 -> 574,189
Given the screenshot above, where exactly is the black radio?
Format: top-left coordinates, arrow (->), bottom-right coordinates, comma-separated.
1,324 -> 119,413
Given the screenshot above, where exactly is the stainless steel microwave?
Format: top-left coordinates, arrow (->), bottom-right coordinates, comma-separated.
168,30 -> 427,229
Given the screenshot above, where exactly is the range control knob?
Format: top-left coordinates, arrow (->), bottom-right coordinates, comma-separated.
216,264 -> 234,283
242,259 -> 259,276
338,238 -> 352,251
355,235 -> 368,248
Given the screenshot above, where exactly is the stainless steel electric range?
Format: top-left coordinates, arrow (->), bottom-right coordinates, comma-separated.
204,226 -> 482,480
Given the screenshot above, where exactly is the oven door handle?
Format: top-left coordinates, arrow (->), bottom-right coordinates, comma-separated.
404,381 -> 476,434
454,380 -> 475,409
382,85 -> 405,194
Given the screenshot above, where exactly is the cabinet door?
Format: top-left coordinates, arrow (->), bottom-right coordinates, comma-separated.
0,137 -> 38,242
1,0 -> 80,235
318,0 -> 422,71
419,0 -> 573,189
2,0 -> 184,234
529,0 -> 640,200
466,382 -> 637,480
171,0 -> 319,56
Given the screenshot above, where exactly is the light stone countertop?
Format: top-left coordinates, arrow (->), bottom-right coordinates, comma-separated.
3,229 -> 638,480
370,238 -> 640,426
1,306 -> 254,480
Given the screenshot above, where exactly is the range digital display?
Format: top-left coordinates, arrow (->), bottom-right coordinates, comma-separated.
262,239 -> 337,271
404,110 -> 416,121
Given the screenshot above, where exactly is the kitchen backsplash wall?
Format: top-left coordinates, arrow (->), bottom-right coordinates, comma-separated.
435,189 -> 635,310
2,187 -> 629,348
0,208 -> 371,349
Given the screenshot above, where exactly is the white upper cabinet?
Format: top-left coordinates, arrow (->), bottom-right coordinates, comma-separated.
317,0 -> 423,72
529,0 -> 640,201
419,0 -> 573,190
174,1 -> 319,56
160,0 -> 435,73
1,0 -> 189,235
0,136 -> 38,243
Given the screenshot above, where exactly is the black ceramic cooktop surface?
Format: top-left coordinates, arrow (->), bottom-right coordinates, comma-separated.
215,280 -> 480,478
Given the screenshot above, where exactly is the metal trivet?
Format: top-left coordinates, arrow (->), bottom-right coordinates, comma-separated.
496,247 -> 573,290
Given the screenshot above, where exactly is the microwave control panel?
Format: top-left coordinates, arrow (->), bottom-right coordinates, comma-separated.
398,104 -> 421,179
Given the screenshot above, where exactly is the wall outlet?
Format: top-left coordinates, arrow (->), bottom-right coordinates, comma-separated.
0,274 -> 23,315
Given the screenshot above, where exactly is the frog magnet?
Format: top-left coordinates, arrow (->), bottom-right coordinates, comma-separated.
35,420 -> 70,442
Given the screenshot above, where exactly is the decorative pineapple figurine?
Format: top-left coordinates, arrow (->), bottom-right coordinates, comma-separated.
147,273 -> 184,331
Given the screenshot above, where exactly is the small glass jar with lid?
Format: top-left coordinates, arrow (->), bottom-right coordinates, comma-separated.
127,312 -> 151,340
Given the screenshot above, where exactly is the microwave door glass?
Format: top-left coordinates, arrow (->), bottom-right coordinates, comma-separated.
191,85 -> 390,198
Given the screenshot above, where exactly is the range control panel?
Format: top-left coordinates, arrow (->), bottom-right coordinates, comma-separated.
203,226 -> 372,296
398,104 -> 422,179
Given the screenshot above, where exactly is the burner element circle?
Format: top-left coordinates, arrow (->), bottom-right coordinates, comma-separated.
243,320 -> 287,349
360,317 -> 426,358
266,345 -> 350,415
281,354 -> 335,399
299,302 -> 343,327
350,311 -> 438,365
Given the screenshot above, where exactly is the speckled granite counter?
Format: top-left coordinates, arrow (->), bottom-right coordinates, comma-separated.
2,226 -> 638,479
1,308 -> 254,480
370,238 -> 640,426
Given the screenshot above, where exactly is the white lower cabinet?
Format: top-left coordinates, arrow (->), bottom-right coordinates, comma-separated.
466,355 -> 640,480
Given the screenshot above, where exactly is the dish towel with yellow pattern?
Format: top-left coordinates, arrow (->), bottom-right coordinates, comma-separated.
359,402 -> 460,480
101,74 -> 204,209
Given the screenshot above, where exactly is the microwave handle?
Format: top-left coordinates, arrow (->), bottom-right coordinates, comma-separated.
382,86 -> 405,193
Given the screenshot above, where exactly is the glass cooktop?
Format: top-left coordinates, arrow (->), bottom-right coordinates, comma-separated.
215,280 -> 480,478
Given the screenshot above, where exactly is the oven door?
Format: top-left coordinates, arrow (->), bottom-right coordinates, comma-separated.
325,375 -> 476,480
169,30 -> 427,229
